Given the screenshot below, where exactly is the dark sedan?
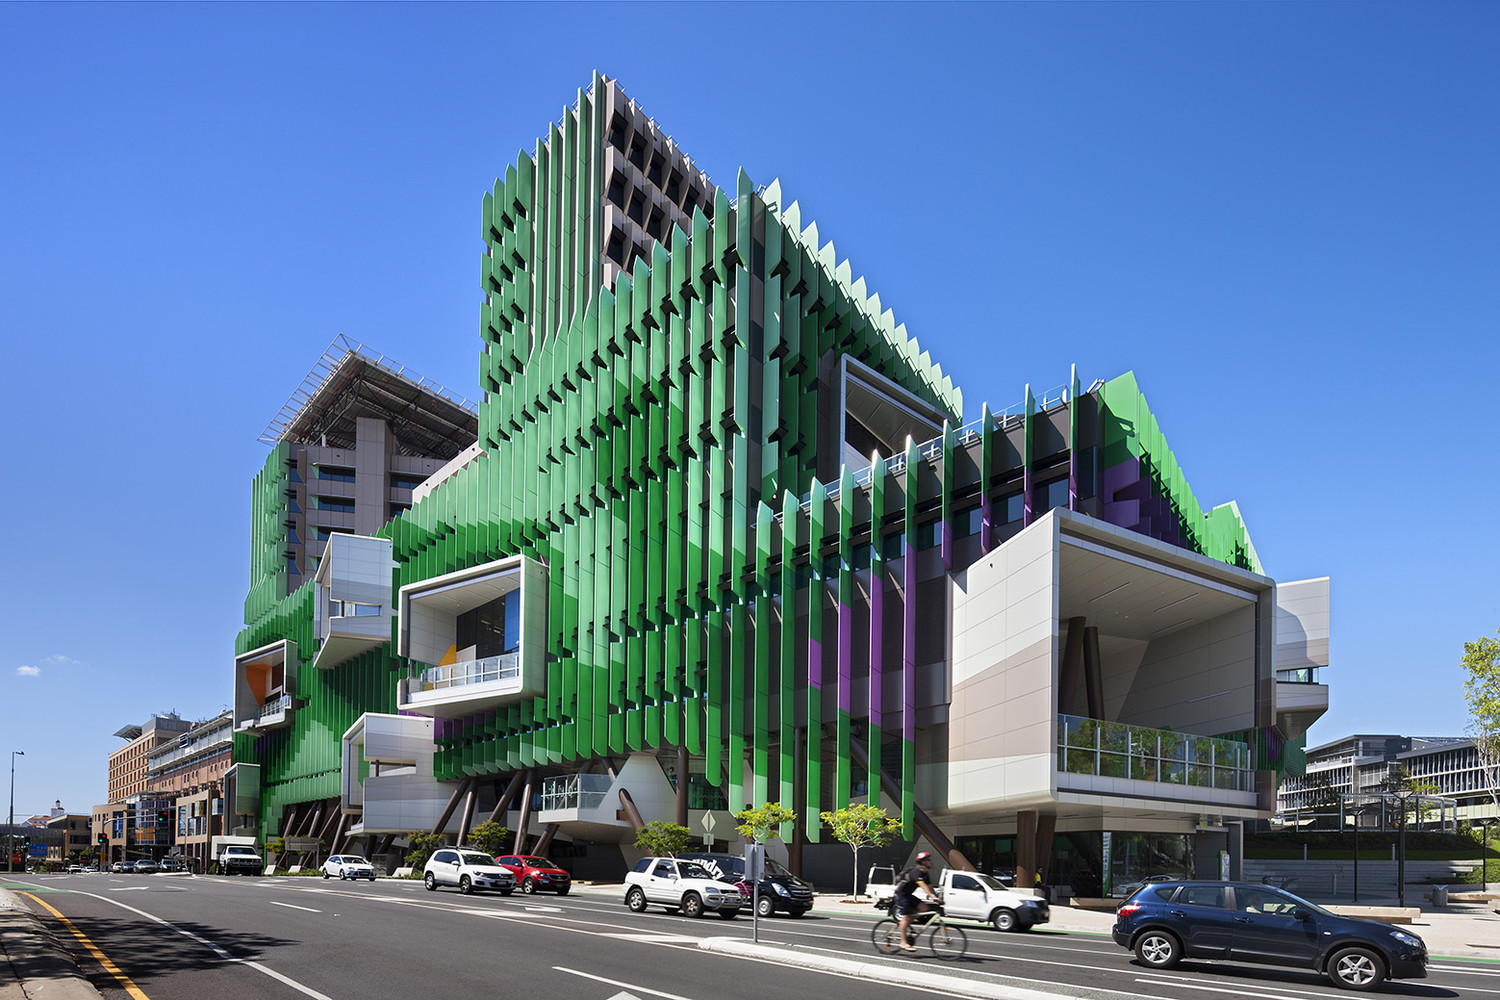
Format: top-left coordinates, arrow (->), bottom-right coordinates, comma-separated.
1113,880 -> 1427,990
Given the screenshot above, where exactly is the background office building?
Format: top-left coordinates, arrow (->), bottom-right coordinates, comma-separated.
229,74 -> 1330,892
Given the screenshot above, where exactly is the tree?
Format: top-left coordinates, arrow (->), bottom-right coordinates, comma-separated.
634,820 -> 691,858
1462,628 -> 1500,812
469,821 -> 510,857
820,803 -> 901,895
265,836 -> 287,866
405,831 -> 445,871
734,802 -> 797,844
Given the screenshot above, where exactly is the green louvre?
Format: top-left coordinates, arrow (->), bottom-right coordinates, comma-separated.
237,73 -> 1265,847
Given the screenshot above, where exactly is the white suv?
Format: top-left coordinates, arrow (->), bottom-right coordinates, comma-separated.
423,849 -> 517,895
624,856 -> 743,919
322,855 -> 378,881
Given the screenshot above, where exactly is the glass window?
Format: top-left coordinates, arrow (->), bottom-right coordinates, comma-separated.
316,467 -> 356,483
1180,886 -> 1225,909
631,857 -> 652,874
1003,493 -> 1024,524
1234,887 -> 1296,915
1037,477 -> 1070,514
391,474 -> 427,491
317,496 -> 355,513
652,860 -> 675,878
916,520 -> 940,550
955,507 -> 983,538
951,873 -> 981,892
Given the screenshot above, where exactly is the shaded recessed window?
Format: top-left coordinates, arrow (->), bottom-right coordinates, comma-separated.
391,474 -> 426,491
317,496 -> 355,513
1002,493 -> 1024,524
316,467 -> 355,483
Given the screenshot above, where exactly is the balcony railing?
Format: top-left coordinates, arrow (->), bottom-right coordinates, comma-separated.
1057,715 -> 1252,792
149,732 -> 232,773
1275,667 -> 1322,684
251,694 -> 291,726
539,773 -> 613,813
416,652 -> 521,692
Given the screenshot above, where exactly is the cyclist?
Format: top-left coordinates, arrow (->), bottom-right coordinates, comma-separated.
893,851 -> 938,952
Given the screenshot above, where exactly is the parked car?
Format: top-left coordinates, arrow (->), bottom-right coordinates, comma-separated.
1113,880 -> 1428,990
132,859 -> 158,874
423,849 -> 516,895
111,861 -> 131,873
494,855 -> 570,895
67,864 -> 85,874
322,855 -> 378,881
624,856 -> 743,919
84,865 -> 99,873
679,851 -> 813,917
157,858 -> 182,873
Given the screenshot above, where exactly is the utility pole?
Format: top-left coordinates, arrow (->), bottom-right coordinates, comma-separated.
7,751 -> 24,873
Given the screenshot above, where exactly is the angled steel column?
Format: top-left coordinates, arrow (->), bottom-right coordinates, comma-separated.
488,772 -> 527,824
430,777 -> 473,841
513,771 -> 535,854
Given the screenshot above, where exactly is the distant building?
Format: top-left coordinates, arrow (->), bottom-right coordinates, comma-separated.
1277,733 -> 1494,827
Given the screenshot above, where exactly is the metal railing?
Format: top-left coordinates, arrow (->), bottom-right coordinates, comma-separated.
1275,667 -> 1322,684
1057,715 -> 1252,792
416,652 -> 521,692
538,773 -> 613,813
148,732 -> 232,773
252,695 -> 291,726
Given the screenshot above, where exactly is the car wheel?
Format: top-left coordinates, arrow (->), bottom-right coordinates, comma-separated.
626,887 -> 648,913
756,895 -> 774,918
717,908 -> 738,920
557,887 -> 570,896
1328,947 -> 1386,990
1134,930 -> 1182,969
323,870 -> 330,879
992,907 -> 1018,932
459,875 -> 473,895
340,871 -> 348,880
681,893 -> 705,918
522,877 -> 536,894
424,872 -> 437,892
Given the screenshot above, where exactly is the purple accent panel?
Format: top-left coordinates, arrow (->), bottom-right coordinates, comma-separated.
808,638 -> 823,691
1069,447 -> 1078,511
435,717 -> 449,741
941,518 -> 952,571
869,578 -> 883,731
902,540 -> 916,745
1104,499 -> 1140,528
1100,457 -> 1141,499
980,495 -> 993,553
1023,462 -> 1033,526
837,602 -> 852,714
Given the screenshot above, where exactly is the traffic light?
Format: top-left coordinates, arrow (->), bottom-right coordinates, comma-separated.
157,809 -> 170,825
98,834 -> 108,846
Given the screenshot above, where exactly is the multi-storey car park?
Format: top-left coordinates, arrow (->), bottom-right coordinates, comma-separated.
226,73 -> 1330,895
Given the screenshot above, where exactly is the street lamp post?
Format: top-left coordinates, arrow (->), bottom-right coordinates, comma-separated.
7,750 -> 23,874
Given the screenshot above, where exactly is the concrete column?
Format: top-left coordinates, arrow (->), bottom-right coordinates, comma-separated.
1060,617 -> 1086,717
1083,626 -> 1104,720
676,744 -> 689,828
1016,809 -> 1038,890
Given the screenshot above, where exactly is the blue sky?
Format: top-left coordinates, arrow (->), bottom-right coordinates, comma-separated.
2,2 -> 1496,819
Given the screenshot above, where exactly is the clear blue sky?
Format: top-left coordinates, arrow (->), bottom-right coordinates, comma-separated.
3,2 -> 1497,819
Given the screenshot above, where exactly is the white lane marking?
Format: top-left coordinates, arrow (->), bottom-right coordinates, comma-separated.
524,905 -> 564,913
110,887 -> 152,892
1430,964 -> 1500,977
1136,978 -> 1329,1000
270,901 -> 322,913
554,966 -> 696,1000
56,889 -> 337,1000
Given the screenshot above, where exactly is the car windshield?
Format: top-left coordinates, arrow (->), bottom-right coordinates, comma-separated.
975,873 -> 1011,891
678,862 -> 715,880
764,858 -> 796,881
342,857 -> 370,865
1272,886 -> 1336,917
459,852 -> 497,866
521,857 -> 558,868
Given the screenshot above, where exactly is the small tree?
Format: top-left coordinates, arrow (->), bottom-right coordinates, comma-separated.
635,820 -> 691,858
265,836 -> 287,865
405,831 -> 444,871
734,802 -> 797,844
469,821 -> 510,857
1462,628 -> 1500,812
821,803 -> 901,895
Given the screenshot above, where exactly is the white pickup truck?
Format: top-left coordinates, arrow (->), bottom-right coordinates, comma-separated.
868,864 -> 1050,932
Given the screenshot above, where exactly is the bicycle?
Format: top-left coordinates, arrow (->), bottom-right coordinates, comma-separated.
871,897 -> 968,960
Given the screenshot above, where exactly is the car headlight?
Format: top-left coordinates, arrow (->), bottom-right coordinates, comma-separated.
773,883 -> 790,897
1390,930 -> 1422,948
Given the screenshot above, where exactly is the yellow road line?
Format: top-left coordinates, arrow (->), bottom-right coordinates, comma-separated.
19,891 -> 151,1000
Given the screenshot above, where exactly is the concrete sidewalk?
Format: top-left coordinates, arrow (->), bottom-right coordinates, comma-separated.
0,888 -> 104,1000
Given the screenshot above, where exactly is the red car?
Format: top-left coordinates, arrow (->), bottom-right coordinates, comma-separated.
495,855 -> 572,895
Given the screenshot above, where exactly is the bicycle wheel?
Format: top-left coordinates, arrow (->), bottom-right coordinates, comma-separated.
871,919 -> 905,955
928,921 -> 967,960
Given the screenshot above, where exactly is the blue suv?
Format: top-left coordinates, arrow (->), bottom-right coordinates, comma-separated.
1113,881 -> 1427,990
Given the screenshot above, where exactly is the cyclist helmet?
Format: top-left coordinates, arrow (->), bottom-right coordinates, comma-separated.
916,851 -> 933,864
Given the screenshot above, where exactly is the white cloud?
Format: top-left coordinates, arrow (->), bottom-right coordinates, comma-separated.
42,655 -> 81,668
16,666 -> 41,677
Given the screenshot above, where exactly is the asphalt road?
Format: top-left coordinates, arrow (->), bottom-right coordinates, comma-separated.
8,873 -> 1497,1000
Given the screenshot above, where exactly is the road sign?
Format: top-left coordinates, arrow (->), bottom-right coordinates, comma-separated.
700,812 -> 716,844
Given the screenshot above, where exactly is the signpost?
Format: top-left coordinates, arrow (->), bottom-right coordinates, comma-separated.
745,844 -> 765,943
699,812 -> 715,847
